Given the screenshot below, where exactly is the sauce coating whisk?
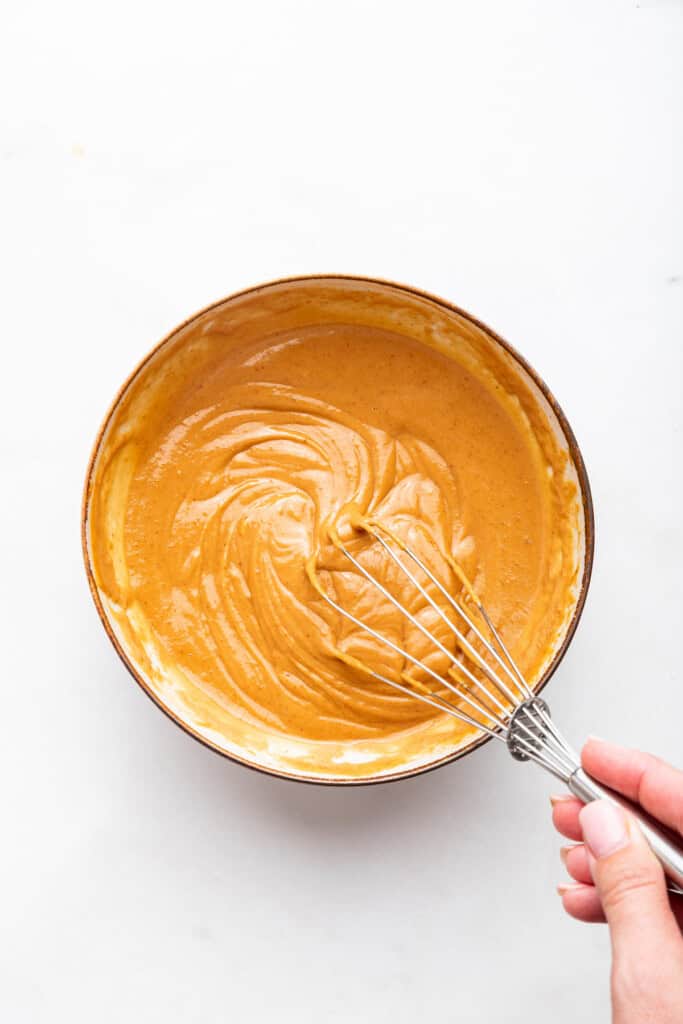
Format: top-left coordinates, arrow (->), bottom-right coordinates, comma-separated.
309,519 -> 683,894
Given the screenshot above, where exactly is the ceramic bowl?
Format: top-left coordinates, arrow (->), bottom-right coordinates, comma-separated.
82,276 -> 594,784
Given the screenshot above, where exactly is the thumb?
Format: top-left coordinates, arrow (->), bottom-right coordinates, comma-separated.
579,800 -> 680,962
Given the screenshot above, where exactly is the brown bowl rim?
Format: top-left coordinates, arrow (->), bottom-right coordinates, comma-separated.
82,274 -> 595,786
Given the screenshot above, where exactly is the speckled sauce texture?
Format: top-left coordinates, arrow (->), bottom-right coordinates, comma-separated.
86,279 -> 585,780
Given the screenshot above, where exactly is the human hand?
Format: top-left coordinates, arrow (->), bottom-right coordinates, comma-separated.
552,738 -> 683,1023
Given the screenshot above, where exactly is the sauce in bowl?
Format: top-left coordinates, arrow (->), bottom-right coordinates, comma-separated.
84,278 -> 591,781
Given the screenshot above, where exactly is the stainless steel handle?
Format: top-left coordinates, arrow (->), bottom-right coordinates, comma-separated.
568,768 -> 683,895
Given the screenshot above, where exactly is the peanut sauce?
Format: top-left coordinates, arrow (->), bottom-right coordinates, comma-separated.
86,280 -> 582,779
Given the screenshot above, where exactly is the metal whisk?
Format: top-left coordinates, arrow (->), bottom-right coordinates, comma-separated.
309,518 -> 683,894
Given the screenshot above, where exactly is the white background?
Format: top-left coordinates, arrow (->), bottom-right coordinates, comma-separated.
1,2 -> 682,1021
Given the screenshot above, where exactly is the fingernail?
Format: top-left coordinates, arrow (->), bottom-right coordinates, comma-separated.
557,882 -> 585,895
579,801 -> 629,859
586,734 -> 605,743
550,793 -> 574,806
560,845 -> 572,866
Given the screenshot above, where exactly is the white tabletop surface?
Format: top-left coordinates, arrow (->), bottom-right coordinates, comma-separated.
2,2 -> 682,1021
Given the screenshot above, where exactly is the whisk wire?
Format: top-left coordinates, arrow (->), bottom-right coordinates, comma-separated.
368,531 -> 514,719
369,524 -> 530,706
313,578 -> 506,741
369,526 -> 581,772
312,520 -> 582,777
336,540 -> 498,718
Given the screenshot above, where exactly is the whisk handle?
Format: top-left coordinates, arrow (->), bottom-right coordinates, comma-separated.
567,768 -> 683,895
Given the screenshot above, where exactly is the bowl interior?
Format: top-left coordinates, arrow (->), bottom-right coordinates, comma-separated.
83,276 -> 593,784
